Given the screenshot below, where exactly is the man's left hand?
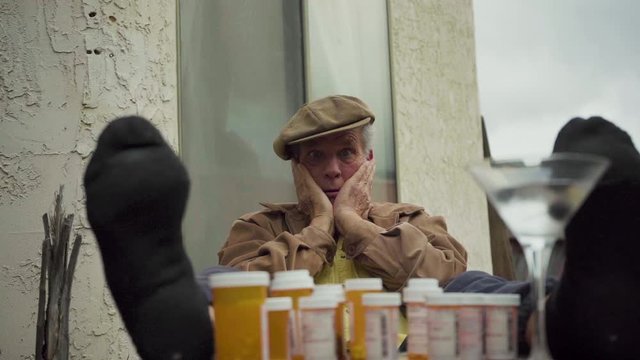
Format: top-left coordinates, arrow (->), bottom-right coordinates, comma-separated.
333,160 -> 375,219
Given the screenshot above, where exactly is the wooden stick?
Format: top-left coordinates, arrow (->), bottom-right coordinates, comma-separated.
35,221 -> 51,360
46,189 -> 66,359
58,233 -> 81,360
58,215 -> 74,287
42,214 -> 54,359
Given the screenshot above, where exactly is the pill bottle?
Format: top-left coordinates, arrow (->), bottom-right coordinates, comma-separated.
456,294 -> 485,360
403,286 -> 443,360
265,297 -> 293,360
425,293 -> 461,360
344,278 -> 383,360
210,271 -> 270,360
313,284 -> 347,360
362,292 -> 402,360
483,294 -> 519,360
271,270 -> 314,303
299,296 -> 338,360
271,270 -> 314,360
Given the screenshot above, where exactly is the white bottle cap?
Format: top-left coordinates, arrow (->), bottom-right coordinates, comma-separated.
457,293 -> 486,306
271,276 -> 314,291
362,293 -> 402,307
406,278 -> 440,289
425,293 -> 466,306
209,271 -> 270,288
403,286 -> 443,303
264,297 -> 293,311
344,278 -> 383,291
483,294 -> 520,306
299,296 -> 338,309
273,269 -> 311,279
313,284 -> 345,302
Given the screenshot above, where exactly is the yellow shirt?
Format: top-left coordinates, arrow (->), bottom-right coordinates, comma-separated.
314,237 -> 408,347
314,238 -> 370,284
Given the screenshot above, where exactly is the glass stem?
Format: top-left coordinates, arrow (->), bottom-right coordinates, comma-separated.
520,236 -> 554,359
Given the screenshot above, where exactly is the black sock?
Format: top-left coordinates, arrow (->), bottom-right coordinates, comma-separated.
547,117 -> 640,359
84,116 -> 212,359
547,183 -> 640,359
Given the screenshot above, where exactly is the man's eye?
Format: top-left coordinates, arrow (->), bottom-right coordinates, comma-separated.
305,151 -> 323,163
339,149 -> 357,160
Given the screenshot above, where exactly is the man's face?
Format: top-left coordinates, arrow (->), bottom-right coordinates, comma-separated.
297,128 -> 372,203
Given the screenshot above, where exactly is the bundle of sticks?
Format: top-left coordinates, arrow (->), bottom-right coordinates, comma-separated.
35,186 -> 82,360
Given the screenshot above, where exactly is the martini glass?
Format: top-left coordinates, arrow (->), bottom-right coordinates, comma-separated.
469,153 -> 609,359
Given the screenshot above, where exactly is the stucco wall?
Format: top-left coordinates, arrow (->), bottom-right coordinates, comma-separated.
388,0 -> 492,272
0,0 -> 177,358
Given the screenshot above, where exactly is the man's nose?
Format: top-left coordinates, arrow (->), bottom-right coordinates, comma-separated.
324,157 -> 341,179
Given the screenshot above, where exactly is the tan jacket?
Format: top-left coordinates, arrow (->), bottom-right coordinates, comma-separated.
218,202 -> 468,290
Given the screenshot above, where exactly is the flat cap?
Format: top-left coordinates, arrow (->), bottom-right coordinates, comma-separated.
273,95 -> 375,160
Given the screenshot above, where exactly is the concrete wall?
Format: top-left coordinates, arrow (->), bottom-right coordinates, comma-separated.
0,0 -> 177,358
388,0 -> 492,272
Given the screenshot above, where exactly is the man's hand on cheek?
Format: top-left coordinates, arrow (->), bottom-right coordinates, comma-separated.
292,161 -> 333,220
334,160 -> 375,221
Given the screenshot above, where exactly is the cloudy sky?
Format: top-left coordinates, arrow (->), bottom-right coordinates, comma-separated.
474,0 -> 640,159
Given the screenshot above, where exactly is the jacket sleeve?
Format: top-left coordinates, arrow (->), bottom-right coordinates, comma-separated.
341,210 -> 468,291
217,213 -> 336,276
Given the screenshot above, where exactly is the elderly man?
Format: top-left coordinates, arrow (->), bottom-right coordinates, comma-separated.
218,95 -> 468,289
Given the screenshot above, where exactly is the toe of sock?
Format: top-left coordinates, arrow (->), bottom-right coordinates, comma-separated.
99,116 -> 166,150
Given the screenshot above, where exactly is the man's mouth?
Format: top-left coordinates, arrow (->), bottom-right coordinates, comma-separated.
324,190 -> 340,198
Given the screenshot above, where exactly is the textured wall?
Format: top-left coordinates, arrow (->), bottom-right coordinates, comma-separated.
0,0 -> 177,358
388,0 -> 492,272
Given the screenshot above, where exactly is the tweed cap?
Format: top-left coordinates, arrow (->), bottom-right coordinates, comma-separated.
273,95 -> 375,160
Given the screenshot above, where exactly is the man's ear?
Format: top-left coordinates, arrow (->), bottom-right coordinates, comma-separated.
367,150 -> 374,161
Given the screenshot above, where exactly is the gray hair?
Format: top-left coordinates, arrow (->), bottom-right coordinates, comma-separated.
361,123 -> 374,154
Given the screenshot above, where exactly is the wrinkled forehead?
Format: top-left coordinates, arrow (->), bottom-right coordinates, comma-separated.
298,128 -> 362,149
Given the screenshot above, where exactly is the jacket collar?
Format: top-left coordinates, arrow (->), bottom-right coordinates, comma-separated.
260,202 -> 424,232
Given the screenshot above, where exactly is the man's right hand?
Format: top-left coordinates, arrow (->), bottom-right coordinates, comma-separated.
292,161 -> 334,234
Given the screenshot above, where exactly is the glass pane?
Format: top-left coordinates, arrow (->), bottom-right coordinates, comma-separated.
304,0 -> 397,202
179,0 -> 304,271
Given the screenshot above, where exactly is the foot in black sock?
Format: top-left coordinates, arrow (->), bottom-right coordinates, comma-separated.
547,117 -> 640,359
84,116 -> 213,359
